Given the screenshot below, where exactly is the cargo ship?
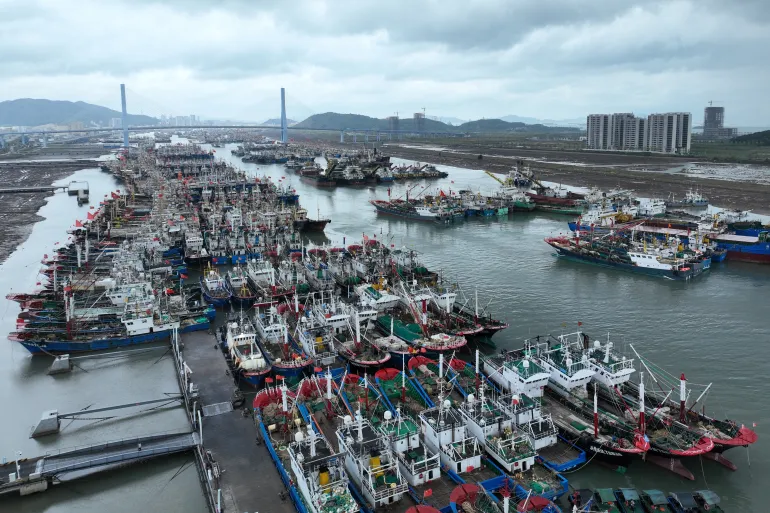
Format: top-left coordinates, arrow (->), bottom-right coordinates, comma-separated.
714,231 -> 770,263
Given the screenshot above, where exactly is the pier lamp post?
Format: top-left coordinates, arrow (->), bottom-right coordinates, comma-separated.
15,451 -> 22,479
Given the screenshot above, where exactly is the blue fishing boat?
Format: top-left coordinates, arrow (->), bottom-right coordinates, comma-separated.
225,266 -> 256,307
200,268 -> 232,306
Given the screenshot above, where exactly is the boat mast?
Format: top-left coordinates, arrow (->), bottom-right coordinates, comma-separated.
638,372 -> 646,434
680,373 -> 687,422
593,386 -> 599,439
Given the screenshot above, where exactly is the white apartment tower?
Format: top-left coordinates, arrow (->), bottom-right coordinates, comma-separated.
587,111 -> 690,153
647,112 -> 691,154
586,114 -> 610,149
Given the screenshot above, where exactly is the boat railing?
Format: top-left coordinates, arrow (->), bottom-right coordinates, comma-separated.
602,357 -> 635,374
484,433 -> 536,463
397,449 -> 438,476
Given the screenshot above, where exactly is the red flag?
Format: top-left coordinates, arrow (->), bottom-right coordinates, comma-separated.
111,192 -> 119,199
87,212 -> 95,220
423,489 -> 433,498
439,190 -> 446,198
75,220 -> 83,228
578,321 -> 583,326
179,273 -> 189,279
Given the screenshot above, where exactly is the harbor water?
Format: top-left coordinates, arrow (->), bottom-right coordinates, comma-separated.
0,147 -> 768,512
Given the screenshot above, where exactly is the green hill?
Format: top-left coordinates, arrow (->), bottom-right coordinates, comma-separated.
732,130 -> 770,145
0,99 -> 158,127
295,112 -> 579,133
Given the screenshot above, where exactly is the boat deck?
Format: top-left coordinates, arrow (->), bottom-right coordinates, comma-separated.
464,463 -> 501,484
410,474 -> 459,512
182,330 -> 294,513
538,439 -> 582,466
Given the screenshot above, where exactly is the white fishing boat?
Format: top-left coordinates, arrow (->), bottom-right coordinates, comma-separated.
483,351 -> 551,398
336,412 -> 408,508
287,426 -> 359,513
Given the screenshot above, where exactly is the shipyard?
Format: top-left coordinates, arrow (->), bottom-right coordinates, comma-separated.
2,2 -> 770,513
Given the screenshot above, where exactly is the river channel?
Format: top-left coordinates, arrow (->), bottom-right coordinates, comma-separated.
0,144 -> 767,512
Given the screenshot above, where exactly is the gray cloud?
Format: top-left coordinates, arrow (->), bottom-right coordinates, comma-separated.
1,0 -> 768,124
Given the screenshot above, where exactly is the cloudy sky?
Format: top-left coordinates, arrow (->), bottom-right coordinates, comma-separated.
2,0 -> 769,125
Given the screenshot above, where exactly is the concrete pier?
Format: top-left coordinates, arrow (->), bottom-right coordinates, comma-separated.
181,330 -> 294,513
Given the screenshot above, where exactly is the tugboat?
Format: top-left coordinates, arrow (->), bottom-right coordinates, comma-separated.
200,267 -> 232,306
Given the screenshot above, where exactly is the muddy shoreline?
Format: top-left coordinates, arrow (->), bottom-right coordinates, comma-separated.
380,144 -> 770,215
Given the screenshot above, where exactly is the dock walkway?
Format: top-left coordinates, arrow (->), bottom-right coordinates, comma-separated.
182,330 -> 294,513
0,431 -> 197,496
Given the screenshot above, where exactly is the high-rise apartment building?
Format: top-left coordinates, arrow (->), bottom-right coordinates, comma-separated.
587,111 -> 690,153
647,112 -> 691,154
586,114 -> 610,149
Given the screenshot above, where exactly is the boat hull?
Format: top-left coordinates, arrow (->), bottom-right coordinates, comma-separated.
725,249 -> 770,264
16,327 -> 200,355
549,243 -> 700,280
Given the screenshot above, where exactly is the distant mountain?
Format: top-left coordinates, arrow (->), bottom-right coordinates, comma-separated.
295,113 -> 580,133
732,130 -> 770,145
428,116 -> 466,126
261,118 -> 297,126
0,99 -> 158,127
500,114 -> 585,127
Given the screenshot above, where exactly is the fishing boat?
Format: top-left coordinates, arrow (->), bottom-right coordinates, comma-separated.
222,317 -> 271,387
545,235 -> 708,280
525,335 -> 596,393
183,230 -> 209,265
12,297 -> 195,354
419,402 -> 507,486
332,307 -> 391,370
543,386 -> 648,471
376,314 -> 467,356
225,266 -> 256,307
370,199 -> 444,222
613,488 -> 646,512
335,412 -> 409,509
669,490 -> 724,513
369,330 -> 413,368
639,490 -> 676,512
253,309 -> 312,379
665,189 -> 709,209
483,350 -> 551,398
593,375 -> 714,480
375,410 -> 462,510
620,352 -> 758,470
301,173 -> 337,187
287,422 -> 360,513
200,268 -> 232,306
253,383 -> 306,507
457,391 -> 568,501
